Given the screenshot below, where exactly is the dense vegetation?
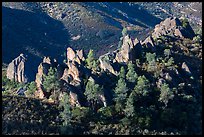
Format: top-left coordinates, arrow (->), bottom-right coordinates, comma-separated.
2,23 -> 202,135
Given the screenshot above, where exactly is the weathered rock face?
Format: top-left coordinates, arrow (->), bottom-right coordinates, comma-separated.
99,53 -> 116,75
182,62 -> 192,75
35,56 -> 62,99
6,53 -> 28,83
141,36 -> 156,51
67,61 -> 81,82
115,35 -> 142,64
152,17 -> 195,39
67,47 -> 85,65
64,47 -> 85,86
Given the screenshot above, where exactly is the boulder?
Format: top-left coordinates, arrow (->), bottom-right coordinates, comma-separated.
76,50 -> 85,61
67,47 -> 76,61
6,53 -> 28,83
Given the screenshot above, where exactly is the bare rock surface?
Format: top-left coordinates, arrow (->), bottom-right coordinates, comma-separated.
6,53 -> 28,83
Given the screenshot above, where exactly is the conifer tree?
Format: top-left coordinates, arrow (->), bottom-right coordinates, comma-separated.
86,49 -> 100,72
43,67 -> 60,93
133,75 -> 150,96
118,66 -> 126,79
84,79 -> 103,108
159,82 -> 174,107
124,92 -> 135,118
86,49 -> 95,69
59,92 -> 72,135
122,27 -> 128,36
146,52 -> 156,72
126,62 -> 138,83
114,77 -> 128,112
25,81 -> 37,97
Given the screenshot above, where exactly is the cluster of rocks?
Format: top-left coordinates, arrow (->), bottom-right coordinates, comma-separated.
5,17 -> 196,107
99,35 -> 143,75
152,17 -> 195,39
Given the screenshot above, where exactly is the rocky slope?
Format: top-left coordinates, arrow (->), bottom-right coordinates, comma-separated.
2,2 -> 202,68
2,3 -> 202,135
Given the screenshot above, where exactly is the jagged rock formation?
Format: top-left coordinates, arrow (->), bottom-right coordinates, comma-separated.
152,17 -> 195,39
35,57 -> 61,99
98,35 -> 142,75
115,35 -> 135,63
99,52 -> 117,75
64,47 -> 85,87
6,53 -> 28,83
35,57 -> 53,99
141,36 -> 156,51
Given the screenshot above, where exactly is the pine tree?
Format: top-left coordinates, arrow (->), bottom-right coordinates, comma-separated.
118,66 -> 126,79
114,77 -> 128,112
85,49 -> 100,72
126,62 -> 138,83
84,79 -> 103,108
59,92 -> 72,135
42,67 -> 60,97
124,92 -> 135,118
134,75 -> 150,96
159,82 -> 174,107
86,49 -> 95,69
146,52 -> 156,72
25,81 -> 37,97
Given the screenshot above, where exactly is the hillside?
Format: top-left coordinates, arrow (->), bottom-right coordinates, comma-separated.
2,2 -> 202,135
2,2 -> 202,62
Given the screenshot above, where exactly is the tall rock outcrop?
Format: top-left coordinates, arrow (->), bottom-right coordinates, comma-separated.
63,47 -> 85,86
35,56 -> 62,99
115,35 -> 142,64
6,53 -> 28,83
